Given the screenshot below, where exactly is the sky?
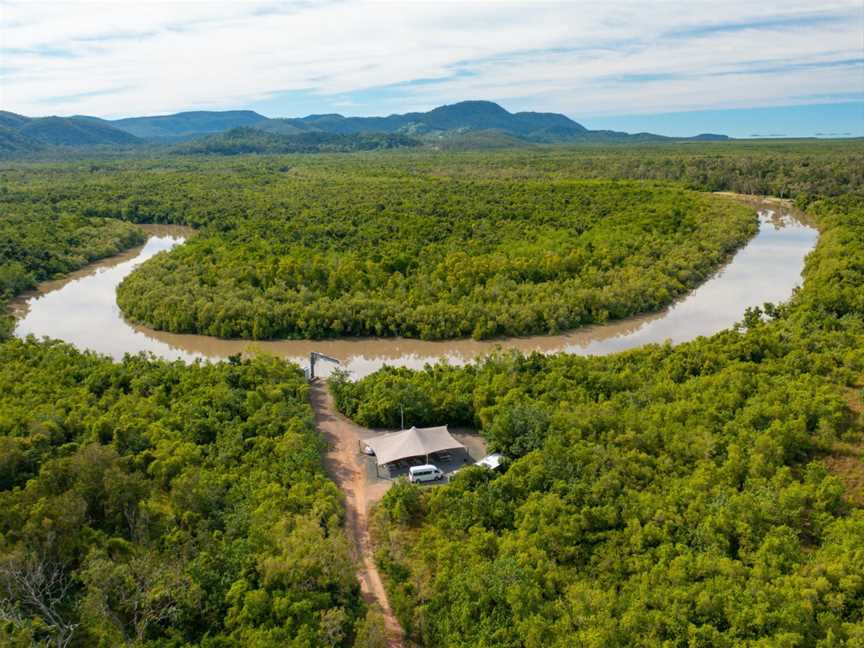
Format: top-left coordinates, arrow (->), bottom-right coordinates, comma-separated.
1,0 -> 863,137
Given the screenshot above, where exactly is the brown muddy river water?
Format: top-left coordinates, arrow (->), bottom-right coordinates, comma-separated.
13,210 -> 818,379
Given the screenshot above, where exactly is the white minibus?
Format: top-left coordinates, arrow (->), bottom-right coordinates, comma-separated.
408,464 -> 444,483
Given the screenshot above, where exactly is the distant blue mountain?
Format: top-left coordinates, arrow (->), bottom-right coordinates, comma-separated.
100,100 -> 729,144
269,100 -> 593,142
107,110 -> 269,140
0,101 -> 732,155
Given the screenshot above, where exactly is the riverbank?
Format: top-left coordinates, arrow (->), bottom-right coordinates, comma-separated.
12,205 -> 818,379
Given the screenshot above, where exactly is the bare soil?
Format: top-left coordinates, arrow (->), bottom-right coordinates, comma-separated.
309,380 -> 405,647
825,447 -> 864,507
826,387 -> 864,507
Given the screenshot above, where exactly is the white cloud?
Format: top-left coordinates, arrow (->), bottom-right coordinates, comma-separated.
0,0 -> 861,117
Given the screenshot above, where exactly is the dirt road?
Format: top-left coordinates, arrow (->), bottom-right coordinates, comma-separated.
309,380 -> 405,647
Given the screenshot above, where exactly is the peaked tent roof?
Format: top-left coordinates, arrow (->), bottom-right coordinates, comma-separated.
365,425 -> 465,466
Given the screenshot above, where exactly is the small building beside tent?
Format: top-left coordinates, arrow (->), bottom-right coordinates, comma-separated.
475,453 -> 503,470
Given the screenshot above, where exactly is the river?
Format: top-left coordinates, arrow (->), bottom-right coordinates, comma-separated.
12,207 -> 818,379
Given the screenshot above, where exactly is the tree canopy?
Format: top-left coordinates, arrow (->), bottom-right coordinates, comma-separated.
1,140 -> 862,647
328,155 -> 864,647
0,344 -> 365,647
113,179 -> 754,340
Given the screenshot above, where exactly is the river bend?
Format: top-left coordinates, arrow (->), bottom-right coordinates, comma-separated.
13,209 -> 818,379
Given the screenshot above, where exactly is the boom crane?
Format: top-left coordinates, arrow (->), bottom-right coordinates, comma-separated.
308,351 -> 340,381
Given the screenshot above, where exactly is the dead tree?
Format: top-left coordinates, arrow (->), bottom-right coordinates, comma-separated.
0,553 -> 78,648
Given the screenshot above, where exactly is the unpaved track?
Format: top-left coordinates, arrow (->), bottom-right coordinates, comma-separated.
309,380 -> 405,647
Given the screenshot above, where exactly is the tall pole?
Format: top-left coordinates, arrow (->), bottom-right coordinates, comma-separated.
400,404 -> 404,430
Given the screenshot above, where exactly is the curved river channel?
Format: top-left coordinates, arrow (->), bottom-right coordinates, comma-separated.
13,207 -> 818,379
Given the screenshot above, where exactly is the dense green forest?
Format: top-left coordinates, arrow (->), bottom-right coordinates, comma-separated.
175,128 -> 421,155
3,141 -> 859,225
1,140 -> 863,646
114,181 -> 754,340
0,155 -> 402,646
330,187 -> 864,645
4,140 -> 860,341
0,211 -> 144,337
0,343 -> 374,647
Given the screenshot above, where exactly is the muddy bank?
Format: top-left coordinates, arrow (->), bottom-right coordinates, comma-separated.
13,209 -> 817,378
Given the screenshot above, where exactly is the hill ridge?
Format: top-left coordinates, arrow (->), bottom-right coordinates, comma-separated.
0,100 -> 732,155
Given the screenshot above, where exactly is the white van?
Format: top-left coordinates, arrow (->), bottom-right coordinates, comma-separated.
408,464 -> 444,483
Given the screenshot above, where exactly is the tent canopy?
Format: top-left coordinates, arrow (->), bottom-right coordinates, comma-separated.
365,425 -> 465,466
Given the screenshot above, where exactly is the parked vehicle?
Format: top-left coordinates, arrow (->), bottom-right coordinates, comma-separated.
475,453 -> 503,470
408,464 -> 444,483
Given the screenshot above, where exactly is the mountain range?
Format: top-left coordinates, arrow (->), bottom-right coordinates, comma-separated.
0,100 -> 730,156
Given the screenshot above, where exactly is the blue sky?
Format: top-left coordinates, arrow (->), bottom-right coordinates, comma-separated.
583,101 -> 864,138
1,1 -> 863,138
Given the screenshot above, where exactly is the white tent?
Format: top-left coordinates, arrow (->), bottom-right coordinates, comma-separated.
365,425 -> 466,466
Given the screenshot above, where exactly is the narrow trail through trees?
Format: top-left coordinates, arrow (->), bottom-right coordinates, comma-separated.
309,380 -> 405,647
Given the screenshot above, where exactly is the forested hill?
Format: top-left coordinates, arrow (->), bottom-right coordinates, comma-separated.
0,111 -> 140,153
109,109 -> 269,139
265,100 -> 590,141
174,127 -> 421,155
265,101 -> 729,144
